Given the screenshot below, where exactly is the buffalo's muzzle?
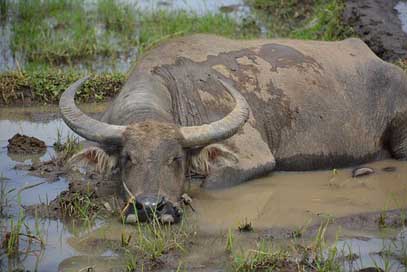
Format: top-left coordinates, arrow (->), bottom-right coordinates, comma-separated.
125,194 -> 182,224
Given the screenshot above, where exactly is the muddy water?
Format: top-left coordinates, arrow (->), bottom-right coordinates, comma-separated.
1,106 -> 407,271
191,160 -> 407,231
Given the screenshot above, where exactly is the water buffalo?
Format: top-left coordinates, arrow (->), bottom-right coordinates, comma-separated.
59,34 -> 407,223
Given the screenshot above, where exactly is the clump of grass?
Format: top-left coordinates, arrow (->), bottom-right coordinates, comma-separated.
4,0 -> 259,69
137,10 -> 258,55
0,178 -> 14,217
225,227 -> 234,252
10,0 -> 137,65
249,0 -> 315,36
58,189 -> 99,226
1,194 -> 44,257
301,219 -> 341,271
291,0 -> 354,41
231,240 -> 290,272
122,212 -> 195,270
0,68 -> 125,104
54,131 -> 82,160
97,0 -> 136,35
249,0 -> 354,40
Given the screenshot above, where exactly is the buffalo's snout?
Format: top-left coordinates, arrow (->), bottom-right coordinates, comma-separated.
125,194 -> 182,224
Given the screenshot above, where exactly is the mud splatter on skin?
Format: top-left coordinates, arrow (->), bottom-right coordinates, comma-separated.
154,43 -> 321,155
152,36 -> 407,171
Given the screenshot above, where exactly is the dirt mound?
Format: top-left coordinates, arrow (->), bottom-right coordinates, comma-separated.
343,0 -> 407,62
7,133 -> 47,154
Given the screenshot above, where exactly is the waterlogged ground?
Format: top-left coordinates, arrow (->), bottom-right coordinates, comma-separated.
1,107 -> 407,271
0,0 -> 255,73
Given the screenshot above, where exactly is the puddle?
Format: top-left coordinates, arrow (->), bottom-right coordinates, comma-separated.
335,233 -> 407,272
1,106 -> 407,271
395,1 -> 407,34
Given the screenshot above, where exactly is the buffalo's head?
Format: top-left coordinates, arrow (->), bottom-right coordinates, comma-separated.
59,77 -> 249,223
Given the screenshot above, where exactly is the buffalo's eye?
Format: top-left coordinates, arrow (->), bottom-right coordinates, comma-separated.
121,152 -> 132,165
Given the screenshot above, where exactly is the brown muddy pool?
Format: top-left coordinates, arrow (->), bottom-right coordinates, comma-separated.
1,106 -> 407,271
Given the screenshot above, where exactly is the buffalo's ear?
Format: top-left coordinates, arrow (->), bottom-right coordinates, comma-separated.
190,144 -> 238,175
68,146 -> 118,175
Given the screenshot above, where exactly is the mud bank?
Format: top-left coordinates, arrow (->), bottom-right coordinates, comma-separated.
343,0 -> 407,62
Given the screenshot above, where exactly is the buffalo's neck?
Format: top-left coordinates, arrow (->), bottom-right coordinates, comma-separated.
101,72 -> 174,125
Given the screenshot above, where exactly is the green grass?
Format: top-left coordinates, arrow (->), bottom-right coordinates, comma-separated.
249,0 -> 354,41
231,240 -> 290,272
0,67 -> 125,104
290,0 -> 354,41
5,0 -> 256,69
227,219 -> 344,272
0,178 -> 14,217
10,0 -> 130,65
58,189 -> 99,223
1,194 -> 44,257
0,0 -> 261,105
137,10 -> 257,54
53,130 -> 82,160
122,211 -> 195,270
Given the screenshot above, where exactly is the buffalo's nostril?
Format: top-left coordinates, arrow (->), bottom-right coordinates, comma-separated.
135,195 -> 164,210
125,194 -> 182,224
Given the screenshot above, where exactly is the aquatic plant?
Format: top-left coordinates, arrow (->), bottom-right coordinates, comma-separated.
2,0 -> 256,69
231,240 -> 290,271
58,189 -> 100,227
225,227 -> 234,252
0,68 -> 125,104
290,0 -> 354,41
122,210 -> 195,270
248,0 -> 354,40
54,130 -> 82,160
0,177 -> 14,217
1,193 -> 44,258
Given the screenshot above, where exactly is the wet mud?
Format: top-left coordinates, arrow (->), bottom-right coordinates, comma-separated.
2,108 -> 407,271
7,133 -> 46,154
343,0 -> 407,62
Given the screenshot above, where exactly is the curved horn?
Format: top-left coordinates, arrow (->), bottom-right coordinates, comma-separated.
59,76 -> 126,144
180,78 -> 250,148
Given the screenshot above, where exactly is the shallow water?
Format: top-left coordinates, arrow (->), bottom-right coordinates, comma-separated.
1,106 -> 407,271
191,160 -> 407,231
395,1 -> 407,34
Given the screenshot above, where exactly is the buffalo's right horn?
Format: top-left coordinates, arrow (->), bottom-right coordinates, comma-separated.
59,76 -> 126,144
180,78 -> 250,148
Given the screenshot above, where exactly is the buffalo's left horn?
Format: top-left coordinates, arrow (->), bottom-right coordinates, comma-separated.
59,76 -> 126,144
180,78 -> 250,148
